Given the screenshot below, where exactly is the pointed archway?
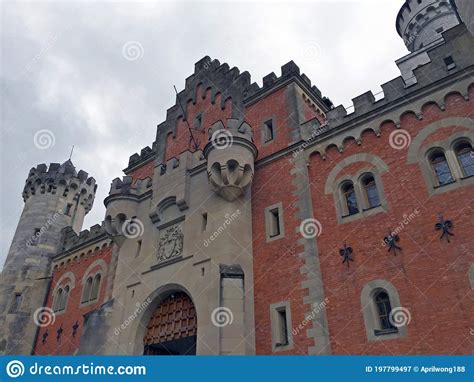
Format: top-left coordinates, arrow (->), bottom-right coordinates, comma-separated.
143,291 -> 197,355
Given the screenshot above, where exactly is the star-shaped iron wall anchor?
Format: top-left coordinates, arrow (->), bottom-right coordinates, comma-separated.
42,329 -> 48,344
435,214 -> 454,243
384,232 -> 401,255
339,243 -> 354,267
56,325 -> 63,342
72,321 -> 79,337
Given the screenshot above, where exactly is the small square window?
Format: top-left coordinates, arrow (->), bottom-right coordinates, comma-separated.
444,56 -> 456,70
263,119 -> 274,142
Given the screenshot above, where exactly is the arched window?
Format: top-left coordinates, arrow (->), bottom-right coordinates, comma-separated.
374,291 -> 397,333
59,286 -> 70,311
341,181 -> 359,216
82,277 -> 93,303
454,141 -> 474,177
429,150 -> 454,186
361,174 -> 380,208
90,274 -> 101,301
53,288 -> 63,312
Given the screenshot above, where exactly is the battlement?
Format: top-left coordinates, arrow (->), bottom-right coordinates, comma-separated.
321,23 -> 472,133
126,144 -> 156,171
58,223 -> 107,254
244,60 -> 330,111
107,175 -> 152,198
22,160 -> 97,211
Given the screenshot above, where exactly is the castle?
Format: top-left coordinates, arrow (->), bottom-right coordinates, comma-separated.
0,0 -> 473,355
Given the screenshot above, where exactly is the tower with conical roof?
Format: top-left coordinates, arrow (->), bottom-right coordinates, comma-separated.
0,160 -> 96,354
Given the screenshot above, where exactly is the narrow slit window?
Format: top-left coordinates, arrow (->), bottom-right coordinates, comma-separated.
263,120 -> 274,142
9,293 -> 22,313
65,203 -> 73,216
201,213 -> 208,232
135,240 -> 142,258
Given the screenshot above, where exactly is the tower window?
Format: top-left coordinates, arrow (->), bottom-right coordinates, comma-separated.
201,213 -> 208,232
135,240 -> 142,258
194,113 -> 203,129
65,203 -> 73,216
9,293 -> 22,313
263,119 -> 274,142
270,301 -> 292,351
443,56 -> 456,70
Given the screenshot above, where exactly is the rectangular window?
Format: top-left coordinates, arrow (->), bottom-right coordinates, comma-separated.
269,209 -> 280,237
135,240 -> 142,258
444,56 -> 456,70
265,203 -> 284,241
276,308 -> 289,346
194,113 -> 203,129
263,119 -> 274,142
65,203 -> 73,216
9,293 -> 22,313
270,301 -> 292,351
201,213 -> 208,232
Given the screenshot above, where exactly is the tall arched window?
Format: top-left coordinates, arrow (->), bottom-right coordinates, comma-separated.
82,277 -> 93,303
90,274 -> 101,301
374,291 -> 397,333
361,174 -> 380,208
341,181 -> 359,216
455,141 -> 474,177
59,286 -> 70,311
53,288 -> 63,312
429,150 -> 454,186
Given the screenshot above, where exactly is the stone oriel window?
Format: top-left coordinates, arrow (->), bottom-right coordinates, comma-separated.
428,149 -> 454,186
454,140 -> 474,177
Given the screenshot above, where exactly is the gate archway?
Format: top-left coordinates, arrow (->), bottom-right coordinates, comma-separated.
143,291 -> 197,355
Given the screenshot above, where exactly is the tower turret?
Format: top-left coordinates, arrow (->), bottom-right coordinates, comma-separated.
0,160 -> 96,355
396,0 -> 460,52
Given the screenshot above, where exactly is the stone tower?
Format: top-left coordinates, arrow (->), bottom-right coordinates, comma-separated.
0,160 -> 96,354
396,0 -> 460,52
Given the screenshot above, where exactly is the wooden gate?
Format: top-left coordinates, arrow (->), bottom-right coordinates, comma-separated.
143,292 -> 197,355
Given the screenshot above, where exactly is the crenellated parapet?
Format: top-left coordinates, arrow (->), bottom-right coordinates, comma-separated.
125,144 -> 156,172
58,223 -> 108,254
22,160 -> 97,213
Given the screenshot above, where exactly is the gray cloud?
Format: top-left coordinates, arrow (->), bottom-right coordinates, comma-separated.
0,0 -> 408,267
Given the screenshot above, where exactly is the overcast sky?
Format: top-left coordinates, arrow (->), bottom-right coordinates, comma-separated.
0,0 -> 409,267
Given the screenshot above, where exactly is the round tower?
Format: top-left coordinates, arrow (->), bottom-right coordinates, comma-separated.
0,160 -> 96,355
396,0 -> 460,52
